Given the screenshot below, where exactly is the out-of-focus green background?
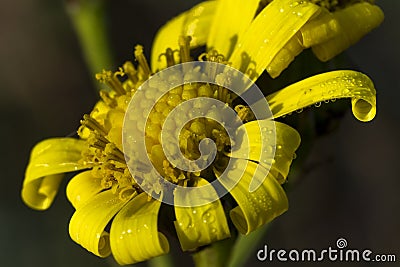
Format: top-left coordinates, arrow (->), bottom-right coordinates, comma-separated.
1,0 -> 399,266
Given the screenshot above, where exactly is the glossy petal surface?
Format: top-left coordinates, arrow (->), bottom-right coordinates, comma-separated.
229,0 -> 319,80
66,171 -> 103,209
207,0 -> 259,58
110,193 -> 169,265
69,190 -> 131,257
174,178 -> 230,251
267,70 -> 377,122
312,3 -> 384,61
216,159 -> 288,234
229,120 -> 300,184
22,138 -> 88,210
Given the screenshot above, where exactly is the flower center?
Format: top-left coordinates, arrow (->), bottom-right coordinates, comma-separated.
144,82 -> 232,186
76,40 -> 252,200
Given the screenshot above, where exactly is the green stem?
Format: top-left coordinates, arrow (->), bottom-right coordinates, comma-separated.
148,254 -> 175,267
228,224 -> 270,267
65,0 -> 114,90
192,238 -> 235,267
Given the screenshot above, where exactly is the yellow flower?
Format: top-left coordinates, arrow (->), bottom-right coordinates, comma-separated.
21,0 -> 380,265
152,0 -> 383,78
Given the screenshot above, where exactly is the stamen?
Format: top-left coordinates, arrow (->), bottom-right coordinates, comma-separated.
179,36 -> 192,63
106,163 -> 125,173
198,53 -> 208,61
217,86 -> 231,104
105,143 -> 126,164
96,70 -> 126,96
204,50 -> 227,63
99,90 -> 117,107
88,132 -> 110,150
123,61 -> 139,84
81,114 -> 107,136
235,105 -> 255,122
159,48 -> 178,67
134,45 -> 151,78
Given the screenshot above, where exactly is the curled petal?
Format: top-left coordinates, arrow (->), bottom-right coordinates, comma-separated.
267,70 -> 377,122
229,0 -> 319,80
229,120 -> 300,184
207,0 -> 259,58
66,171 -> 103,209
21,138 -> 88,210
110,193 -> 169,265
69,190 -> 131,258
300,9 -> 339,48
312,2 -> 384,61
151,1 -> 216,71
267,33 -> 304,78
174,178 -> 230,251
216,159 -> 288,234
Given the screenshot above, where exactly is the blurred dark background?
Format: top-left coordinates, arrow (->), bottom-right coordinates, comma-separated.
1,0 -> 399,266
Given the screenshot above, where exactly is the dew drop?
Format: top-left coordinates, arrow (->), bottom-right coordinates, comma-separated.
314,102 -> 322,107
296,108 -> 303,113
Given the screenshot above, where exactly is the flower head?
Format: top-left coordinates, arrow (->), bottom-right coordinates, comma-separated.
21,0 -> 381,265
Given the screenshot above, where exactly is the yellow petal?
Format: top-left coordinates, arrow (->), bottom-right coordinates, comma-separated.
229,120 -> 300,184
69,190 -> 132,258
151,1 -> 217,71
207,0 -> 259,58
312,2 -> 384,61
21,138 -> 88,210
174,178 -> 230,251
216,159 -> 288,234
267,33 -> 304,78
110,193 -> 169,265
267,70 -> 377,122
300,9 -> 339,48
66,171 -> 103,209
229,0 -> 319,80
